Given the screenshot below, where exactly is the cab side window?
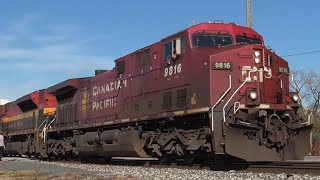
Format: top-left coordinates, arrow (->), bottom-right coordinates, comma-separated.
164,42 -> 172,61
164,36 -> 187,61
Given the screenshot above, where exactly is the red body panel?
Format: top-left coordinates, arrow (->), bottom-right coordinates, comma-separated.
0,104 -> 6,117
3,23 -> 291,131
0,22 -> 312,162
1,90 -> 57,135
82,23 -> 290,125
3,102 -> 21,119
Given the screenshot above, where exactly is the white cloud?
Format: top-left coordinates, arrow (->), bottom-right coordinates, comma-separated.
0,15 -> 114,99
0,15 -> 114,72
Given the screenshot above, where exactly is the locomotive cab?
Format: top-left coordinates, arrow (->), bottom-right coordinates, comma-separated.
184,23 -> 312,161
158,22 -> 311,161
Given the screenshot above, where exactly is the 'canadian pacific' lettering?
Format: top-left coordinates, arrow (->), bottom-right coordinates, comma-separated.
92,98 -> 116,111
92,79 -> 127,96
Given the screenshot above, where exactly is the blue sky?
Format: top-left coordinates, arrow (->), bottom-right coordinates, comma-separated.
0,1 -> 319,100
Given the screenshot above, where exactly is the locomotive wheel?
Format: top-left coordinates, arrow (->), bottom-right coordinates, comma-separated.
161,155 -> 172,165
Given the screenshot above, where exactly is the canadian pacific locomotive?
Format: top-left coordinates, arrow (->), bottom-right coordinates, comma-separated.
0,22 -> 312,162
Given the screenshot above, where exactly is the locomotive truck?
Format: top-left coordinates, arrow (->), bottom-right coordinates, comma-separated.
0,22 -> 312,162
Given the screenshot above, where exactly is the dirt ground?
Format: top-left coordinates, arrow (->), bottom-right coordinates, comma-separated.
0,171 -> 97,180
0,170 -> 137,180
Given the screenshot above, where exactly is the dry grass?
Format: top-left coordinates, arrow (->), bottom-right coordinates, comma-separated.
0,171 -> 90,180
0,171 -> 50,180
0,171 -> 138,180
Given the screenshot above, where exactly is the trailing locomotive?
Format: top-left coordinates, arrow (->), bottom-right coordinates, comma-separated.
0,90 -> 56,156
0,22 -> 312,162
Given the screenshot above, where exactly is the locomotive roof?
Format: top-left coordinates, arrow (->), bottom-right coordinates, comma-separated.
114,22 -> 263,62
15,90 -> 44,104
15,90 -> 46,112
47,77 -> 90,95
164,22 -> 262,41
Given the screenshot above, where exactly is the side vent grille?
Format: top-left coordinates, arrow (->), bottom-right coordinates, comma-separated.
176,88 -> 187,108
162,92 -> 172,110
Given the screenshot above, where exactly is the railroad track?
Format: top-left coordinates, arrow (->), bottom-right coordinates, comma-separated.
6,156 -> 320,175
234,161 -> 320,175
74,157 -> 320,174
115,161 -> 320,177
246,161 -> 320,169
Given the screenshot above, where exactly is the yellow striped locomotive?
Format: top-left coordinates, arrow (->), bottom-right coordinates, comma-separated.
0,22 -> 312,162
0,90 -> 56,156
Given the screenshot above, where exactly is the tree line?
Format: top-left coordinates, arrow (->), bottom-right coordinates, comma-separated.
291,70 -> 320,142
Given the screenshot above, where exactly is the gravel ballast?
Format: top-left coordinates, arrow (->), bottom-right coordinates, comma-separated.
0,157 -> 320,179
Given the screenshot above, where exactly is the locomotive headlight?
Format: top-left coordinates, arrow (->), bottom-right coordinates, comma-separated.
253,50 -> 261,64
254,50 -> 261,57
292,94 -> 299,102
249,91 -> 258,100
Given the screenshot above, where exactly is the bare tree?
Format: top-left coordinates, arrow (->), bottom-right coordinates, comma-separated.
291,70 -> 320,114
291,69 -> 320,141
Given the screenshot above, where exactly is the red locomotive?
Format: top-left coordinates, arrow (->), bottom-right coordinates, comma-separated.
0,22 -> 312,162
0,90 -> 56,156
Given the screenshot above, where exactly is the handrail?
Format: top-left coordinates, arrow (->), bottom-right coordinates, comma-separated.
41,124 -> 47,143
223,79 -> 249,123
211,75 -> 232,131
307,113 -> 312,124
289,73 -> 313,125
38,115 -> 56,143
289,73 -> 305,110
233,102 -> 240,115
302,112 -> 312,125
222,69 -> 263,124
47,115 -> 57,127
36,116 -> 48,131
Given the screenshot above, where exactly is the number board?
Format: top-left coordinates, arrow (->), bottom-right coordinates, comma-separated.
164,63 -> 182,77
278,67 -> 290,74
212,62 -> 232,70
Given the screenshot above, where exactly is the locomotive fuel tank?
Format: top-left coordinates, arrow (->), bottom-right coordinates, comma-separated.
76,128 -> 148,158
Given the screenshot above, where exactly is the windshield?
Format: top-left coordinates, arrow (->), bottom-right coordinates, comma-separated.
192,34 -> 233,48
236,37 -> 262,45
